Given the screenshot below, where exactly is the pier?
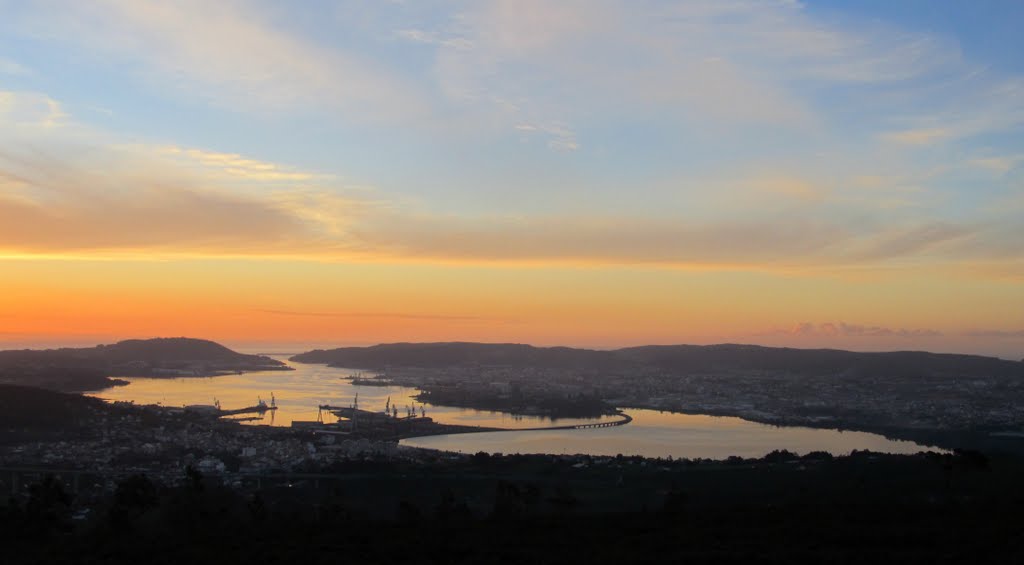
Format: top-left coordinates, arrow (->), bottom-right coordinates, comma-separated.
219,404 -> 277,416
505,412 -> 633,432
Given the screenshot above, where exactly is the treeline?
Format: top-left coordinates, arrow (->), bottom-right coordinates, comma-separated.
3,450 -> 1020,563
292,341 -> 1024,378
0,385 -> 111,436
0,367 -> 125,393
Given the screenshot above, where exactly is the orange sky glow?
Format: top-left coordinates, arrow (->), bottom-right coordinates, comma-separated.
1,2 -> 1022,358
2,257 -> 1021,358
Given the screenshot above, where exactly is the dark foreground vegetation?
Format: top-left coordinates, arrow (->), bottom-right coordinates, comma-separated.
2,449 -> 1022,564
0,384 -> 110,438
1,381 -> 1023,562
4,343 -> 1024,563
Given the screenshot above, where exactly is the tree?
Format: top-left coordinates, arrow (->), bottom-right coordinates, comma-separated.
24,475 -> 72,537
109,474 -> 159,529
185,464 -> 204,492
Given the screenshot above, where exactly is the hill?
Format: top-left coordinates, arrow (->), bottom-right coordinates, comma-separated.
616,343 -> 1024,377
0,384 -> 110,434
0,337 -> 290,391
293,342 -> 622,370
292,341 -> 1024,378
90,337 -> 252,363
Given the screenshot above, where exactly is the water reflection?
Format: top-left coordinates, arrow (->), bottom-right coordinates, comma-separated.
400,409 -> 940,459
89,356 -> 942,459
88,356 -> 617,429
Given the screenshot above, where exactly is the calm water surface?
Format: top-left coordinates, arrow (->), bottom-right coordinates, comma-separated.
90,356 -> 940,458
88,356 -> 614,429
400,409 -> 937,459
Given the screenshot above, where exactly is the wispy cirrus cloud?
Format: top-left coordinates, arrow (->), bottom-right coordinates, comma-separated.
255,309 -> 510,323
0,91 -> 343,255
968,154 -> 1024,174
0,56 -> 29,75
850,222 -> 975,262
880,77 -> 1024,146
407,0 -> 818,149
964,329 -> 1024,338
0,91 -> 66,128
2,0 -> 424,121
0,91 -> 819,264
393,0 -> 989,153
3,89 -> 1021,271
394,29 -> 473,51
767,322 -> 943,338
514,122 -> 579,151
158,147 -> 319,183
347,211 -> 849,266
882,127 -> 952,146
3,0 -> 1019,159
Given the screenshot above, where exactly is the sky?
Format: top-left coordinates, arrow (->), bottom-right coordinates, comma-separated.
0,0 -> 1022,357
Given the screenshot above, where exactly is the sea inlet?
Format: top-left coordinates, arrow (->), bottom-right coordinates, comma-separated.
90,355 -> 938,459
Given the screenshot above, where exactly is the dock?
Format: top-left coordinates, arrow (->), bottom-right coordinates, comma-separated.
220,404 -> 277,416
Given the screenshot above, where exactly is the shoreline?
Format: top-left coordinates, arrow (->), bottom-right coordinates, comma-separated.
81,359 -> 1024,455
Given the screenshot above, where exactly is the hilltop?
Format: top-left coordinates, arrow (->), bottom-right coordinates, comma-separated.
291,342 -> 1024,452
0,384 -> 111,438
293,342 -> 622,370
0,337 -> 290,392
90,337 -> 259,363
292,341 -> 1024,378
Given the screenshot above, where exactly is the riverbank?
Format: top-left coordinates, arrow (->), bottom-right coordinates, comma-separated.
616,403 -> 1022,455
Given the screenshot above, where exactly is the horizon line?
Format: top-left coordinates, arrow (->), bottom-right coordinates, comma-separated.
1,336 -> 1020,361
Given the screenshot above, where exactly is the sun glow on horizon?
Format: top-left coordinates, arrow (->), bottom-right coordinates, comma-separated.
0,1 -> 1022,358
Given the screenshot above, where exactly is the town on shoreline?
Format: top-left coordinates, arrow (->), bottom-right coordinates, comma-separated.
3,337 -> 1024,562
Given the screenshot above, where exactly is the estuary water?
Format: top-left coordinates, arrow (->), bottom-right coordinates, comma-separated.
400,409 -> 933,459
90,356 -> 940,459
89,355 -> 614,429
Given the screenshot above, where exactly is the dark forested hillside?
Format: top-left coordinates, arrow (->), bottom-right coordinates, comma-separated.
292,342 -> 623,370
292,341 -> 1024,378
615,343 -> 1024,377
0,338 -> 289,391
0,384 -> 108,434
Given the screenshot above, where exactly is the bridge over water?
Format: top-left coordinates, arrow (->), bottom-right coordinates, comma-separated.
510,412 -> 633,432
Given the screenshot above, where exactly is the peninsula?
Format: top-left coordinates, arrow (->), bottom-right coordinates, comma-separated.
0,337 -> 291,392
293,342 -> 1024,453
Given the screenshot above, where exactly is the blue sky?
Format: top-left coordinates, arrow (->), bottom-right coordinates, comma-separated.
3,1 -> 1022,215
0,1 -> 1022,354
